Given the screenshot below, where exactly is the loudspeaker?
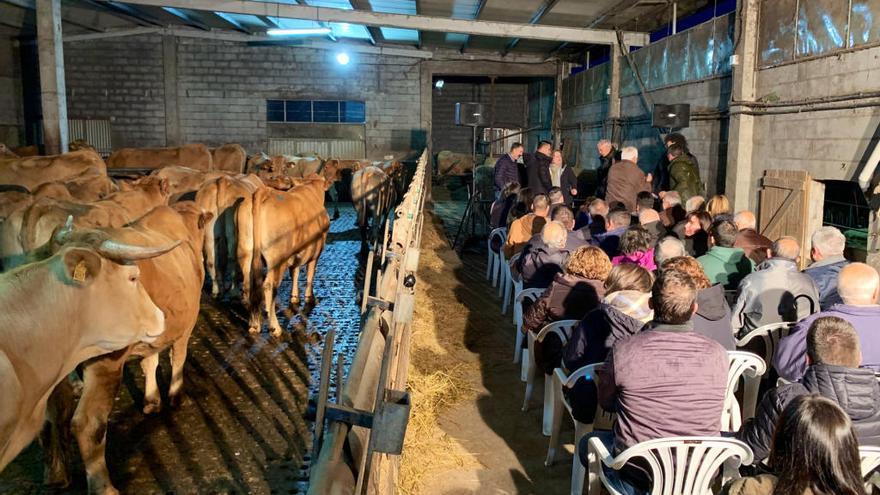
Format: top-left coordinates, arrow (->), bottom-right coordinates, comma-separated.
652,104 -> 690,129
455,102 -> 486,127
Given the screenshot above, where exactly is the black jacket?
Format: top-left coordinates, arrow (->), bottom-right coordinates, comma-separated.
558,165 -> 578,206
694,284 -> 735,350
595,148 -> 620,199
516,241 -> 569,290
737,364 -> 880,462
525,151 -> 552,194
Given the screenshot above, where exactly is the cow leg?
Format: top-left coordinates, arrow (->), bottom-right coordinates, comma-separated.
0,351 -> 23,470
168,337 -> 189,408
223,209 -> 237,294
329,186 -> 339,220
72,358 -> 126,495
41,378 -> 76,487
290,263 -> 302,308
236,199 -> 254,303
304,256 -> 320,306
266,264 -> 286,338
140,353 -> 162,415
203,217 -> 220,298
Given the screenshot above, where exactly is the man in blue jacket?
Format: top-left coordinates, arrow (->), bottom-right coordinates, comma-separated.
804,226 -> 850,310
493,142 -> 524,198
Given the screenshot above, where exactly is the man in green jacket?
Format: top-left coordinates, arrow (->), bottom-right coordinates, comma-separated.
666,144 -> 703,203
698,220 -> 754,290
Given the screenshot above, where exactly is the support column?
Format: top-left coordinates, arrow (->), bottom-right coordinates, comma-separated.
419,61 -> 432,200
36,0 -> 68,155
725,0 -> 761,211
163,35 -> 181,146
608,41 -> 623,145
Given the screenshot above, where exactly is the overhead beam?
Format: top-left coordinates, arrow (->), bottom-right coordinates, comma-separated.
211,11 -> 252,33
502,0 -> 561,55
552,0 -> 645,56
257,15 -> 279,28
80,0 -> 163,26
161,6 -> 210,30
348,0 -> 383,46
414,0 -> 423,48
4,0 -> 103,32
117,0 -> 650,46
459,0 -> 487,52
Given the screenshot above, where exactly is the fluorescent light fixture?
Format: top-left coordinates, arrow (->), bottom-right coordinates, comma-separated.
339,23 -> 351,32
434,79 -> 445,89
336,52 -> 350,65
267,28 -> 332,36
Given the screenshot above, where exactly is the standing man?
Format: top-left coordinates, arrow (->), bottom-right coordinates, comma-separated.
525,140 -> 553,195
606,146 -> 651,213
666,144 -> 703,203
493,142 -> 524,198
595,139 -> 619,199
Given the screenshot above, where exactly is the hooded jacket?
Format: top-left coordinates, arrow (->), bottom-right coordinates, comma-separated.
803,256 -> 849,310
694,284 -> 735,350
612,249 -> 657,271
731,258 -> 819,336
516,241 -> 570,290
737,364 -> 880,462
667,154 -> 703,202
697,246 -> 753,290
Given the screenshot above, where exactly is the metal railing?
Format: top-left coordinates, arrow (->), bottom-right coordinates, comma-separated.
308,150 -> 429,494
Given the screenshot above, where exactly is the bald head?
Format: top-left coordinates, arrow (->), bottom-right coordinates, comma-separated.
639,209 -> 660,226
838,263 -> 880,306
772,236 -> 800,260
734,211 -> 757,231
542,221 -> 568,249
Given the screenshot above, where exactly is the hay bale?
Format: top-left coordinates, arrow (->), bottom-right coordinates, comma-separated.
436,150 -> 474,176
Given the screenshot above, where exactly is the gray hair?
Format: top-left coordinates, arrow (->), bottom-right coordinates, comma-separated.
655,236 -> 687,266
664,191 -> 682,207
812,226 -> 846,257
598,139 -> 612,147
685,195 -> 705,213
541,221 -> 568,249
620,146 -> 639,162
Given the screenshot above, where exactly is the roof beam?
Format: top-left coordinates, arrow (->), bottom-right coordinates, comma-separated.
553,0 -> 646,54
459,0 -> 487,53
502,0 -> 561,55
80,0 -> 164,26
116,0 -> 650,46
4,0 -> 103,32
414,0 -> 423,48
211,12 -> 252,33
161,7 -> 210,30
348,0 -> 382,46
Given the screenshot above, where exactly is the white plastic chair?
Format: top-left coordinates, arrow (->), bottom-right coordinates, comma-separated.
723,351 -> 767,432
497,247 -> 508,298
486,227 -> 506,287
586,436 -> 753,495
861,446 -> 880,493
522,320 -> 579,435
501,253 -> 522,315
735,321 -> 796,369
513,288 -> 544,366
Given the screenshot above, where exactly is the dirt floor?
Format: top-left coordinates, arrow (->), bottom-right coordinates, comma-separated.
0,207 -> 365,495
401,182 -> 573,494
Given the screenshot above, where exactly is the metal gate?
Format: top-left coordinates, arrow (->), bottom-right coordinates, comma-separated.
268,138 -> 366,159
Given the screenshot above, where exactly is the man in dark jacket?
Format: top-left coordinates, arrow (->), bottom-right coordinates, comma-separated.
650,132 -> 699,194
665,144 -> 702,203
739,316 -> 880,462
493,142 -> 524,196
804,226 -> 850,310
591,209 -> 631,258
733,210 -> 772,265
595,139 -> 620,199
517,221 -> 570,289
524,140 -> 553,194
606,146 -> 651,213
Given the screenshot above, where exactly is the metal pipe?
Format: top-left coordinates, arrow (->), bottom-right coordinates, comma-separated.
672,1 -> 678,34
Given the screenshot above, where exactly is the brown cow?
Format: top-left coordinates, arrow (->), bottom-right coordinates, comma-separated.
0,150 -> 107,191
106,143 -> 213,171
147,165 -> 228,198
41,202 -> 210,494
32,175 -> 116,202
0,235 -> 176,473
351,165 -> 395,256
238,177 -> 330,336
210,143 -> 247,173
11,145 -> 39,157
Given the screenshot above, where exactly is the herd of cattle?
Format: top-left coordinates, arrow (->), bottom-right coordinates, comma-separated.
0,142 -> 404,494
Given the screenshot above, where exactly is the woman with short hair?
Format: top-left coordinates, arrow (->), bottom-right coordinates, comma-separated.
612,225 -> 657,271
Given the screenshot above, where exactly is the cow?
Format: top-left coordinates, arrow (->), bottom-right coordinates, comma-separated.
11,145 -> 39,157
32,174 -> 117,202
147,165 -> 228,199
106,143 -> 213,171
210,143 -> 247,173
195,174 -> 263,297
0,144 -> 18,158
68,139 -> 96,152
0,149 -> 107,191
0,232 -> 177,474
238,176 -> 330,336
351,165 -> 395,256
38,202 -> 211,493
0,191 -> 32,223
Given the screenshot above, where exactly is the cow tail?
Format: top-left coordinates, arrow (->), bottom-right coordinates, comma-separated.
249,187 -> 266,311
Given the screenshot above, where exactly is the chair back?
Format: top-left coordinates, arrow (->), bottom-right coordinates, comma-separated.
723,351 -> 767,432
488,227 -> 507,253
860,445 -> 880,491
735,321 -> 795,368
514,288 -> 545,334
536,319 -> 580,346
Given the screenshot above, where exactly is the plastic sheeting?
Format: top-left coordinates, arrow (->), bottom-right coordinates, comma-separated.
850,0 -> 880,46
758,0 -> 797,66
797,0 -> 849,57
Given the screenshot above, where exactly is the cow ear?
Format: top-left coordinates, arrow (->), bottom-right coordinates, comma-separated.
198,211 -> 214,230
61,247 -> 102,286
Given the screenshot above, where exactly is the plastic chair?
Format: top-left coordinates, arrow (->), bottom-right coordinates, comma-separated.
735,321 -> 795,374
723,351 -> 767,432
497,247 -> 508,298
522,320 -> 579,435
861,446 -> 880,493
586,436 -> 753,495
513,288 -> 544,366
486,227 -> 506,287
501,253 -> 522,315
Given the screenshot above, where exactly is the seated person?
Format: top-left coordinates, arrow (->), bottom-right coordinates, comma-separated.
685,195 -> 705,213
653,236 -> 687,267
738,316 -> 880,463
517,221 -> 570,289
489,181 -> 520,230
660,256 -> 735,350
612,225 -> 656,271
659,190 -> 686,228
731,236 -> 819,337
583,270 -> 728,491
504,193 -> 548,258
776,262 -> 880,381
674,210 -> 711,257
639,209 -> 666,246
547,187 -> 565,206
698,219 -> 753,290
723,395 -> 866,495
591,209 -> 632,259
733,210 -> 772,265
575,198 -> 609,237
705,194 -> 731,218
526,246 -> 612,375
803,226 -> 850,310
561,264 -> 654,423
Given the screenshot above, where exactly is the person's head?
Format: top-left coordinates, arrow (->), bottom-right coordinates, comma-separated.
606,209 -> 632,231
550,205 -> 575,231
650,269 -> 698,324
662,191 -> 682,210
636,191 -> 655,213
541,221 -> 567,250
605,263 -> 654,294
660,256 -> 711,290
597,139 -> 613,157
537,140 -> 552,155
708,219 -> 738,248
685,195 -> 705,213
509,142 -> 524,160
551,149 -> 563,166
811,226 -> 846,262
771,236 -> 800,261
654,236 -> 687,266
664,132 -> 688,149
684,211 -> 712,237
734,210 -> 757,231
531,193 -> 550,217
501,181 -> 521,200
588,198 -> 609,218
806,316 -> 861,368
705,195 -> 731,218
620,146 -> 638,164
566,246 -> 612,281
619,226 -> 652,255
667,143 -> 685,161
838,262 -> 880,306
769,394 -> 866,495
639,208 -> 660,226
547,187 -> 564,205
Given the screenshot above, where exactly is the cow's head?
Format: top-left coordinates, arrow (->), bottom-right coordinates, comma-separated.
0,143 -> 18,159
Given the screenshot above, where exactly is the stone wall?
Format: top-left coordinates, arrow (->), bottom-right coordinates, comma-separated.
0,36 -> 24,148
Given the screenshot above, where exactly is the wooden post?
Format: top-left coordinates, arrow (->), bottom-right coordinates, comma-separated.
36,0 -> 68,154
608,41 -> 623,145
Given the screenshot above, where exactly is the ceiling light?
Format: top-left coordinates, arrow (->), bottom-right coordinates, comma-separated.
267,28 -> 332,36
336,52 -> 350,65
435,79 -> 445,89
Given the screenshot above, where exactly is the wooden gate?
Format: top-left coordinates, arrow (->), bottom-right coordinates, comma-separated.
758,170 -> 825,269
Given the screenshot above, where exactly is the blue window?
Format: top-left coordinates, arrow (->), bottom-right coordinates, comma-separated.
341,101 -> 366,123
267,100 -> 285,122
285,101 -> 312,122
313,101 -> 340,122
267,99 -> 365,123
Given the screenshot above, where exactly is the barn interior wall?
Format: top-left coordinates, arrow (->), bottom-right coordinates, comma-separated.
431,81 -> 527,154
63,33 -> 424,159
0,36 -> 24,148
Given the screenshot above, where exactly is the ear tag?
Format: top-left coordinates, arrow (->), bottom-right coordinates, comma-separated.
73,260 -> 88,282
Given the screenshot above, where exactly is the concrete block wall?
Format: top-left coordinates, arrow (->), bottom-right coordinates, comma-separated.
431,81 -> 527,153
0,36 -> 24,148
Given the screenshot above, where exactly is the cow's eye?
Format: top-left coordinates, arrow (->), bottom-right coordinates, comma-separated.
129,274 -> 139,283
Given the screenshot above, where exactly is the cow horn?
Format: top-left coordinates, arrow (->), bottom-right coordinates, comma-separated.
53,215 -> 75,244
97,239 -> 181,262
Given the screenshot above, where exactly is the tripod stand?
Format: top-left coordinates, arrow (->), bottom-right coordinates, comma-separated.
452,187 -> 490,251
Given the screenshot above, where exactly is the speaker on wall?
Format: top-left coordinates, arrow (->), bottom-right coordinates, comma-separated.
455,102 -> 487,127
652,103 -> 691,129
